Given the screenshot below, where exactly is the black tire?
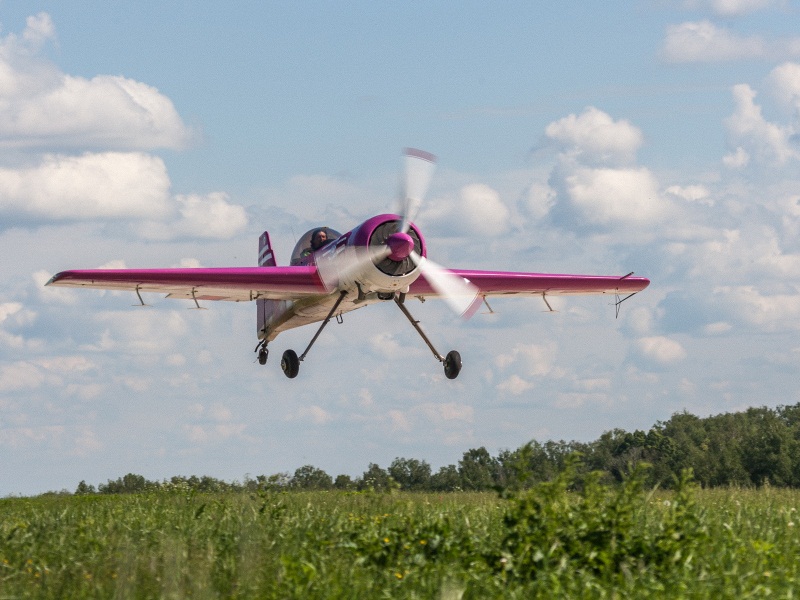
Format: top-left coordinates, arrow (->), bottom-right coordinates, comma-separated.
258,348 -> 268,365
444,350 -> 461,379
281,349 -> 300,378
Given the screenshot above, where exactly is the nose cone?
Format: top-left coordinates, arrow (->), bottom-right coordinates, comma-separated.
386,232 -> 415,261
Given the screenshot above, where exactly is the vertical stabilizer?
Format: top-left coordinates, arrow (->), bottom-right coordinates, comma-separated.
257,231 -> 276,338
258,231 -> 277,267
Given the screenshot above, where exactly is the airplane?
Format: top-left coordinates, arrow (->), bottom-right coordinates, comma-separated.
46,149 -> 650,380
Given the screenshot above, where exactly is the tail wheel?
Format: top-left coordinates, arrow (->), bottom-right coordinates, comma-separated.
281,349 -> 300,378
444,350 -> 461,379
257,348 -> 268,365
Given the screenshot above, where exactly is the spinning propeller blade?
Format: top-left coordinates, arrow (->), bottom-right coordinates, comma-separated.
399,148 -> 436,234
410,251 -> 481,319
316,244 -> 390,292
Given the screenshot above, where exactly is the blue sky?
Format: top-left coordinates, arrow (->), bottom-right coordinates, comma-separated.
2,1 -> 800,495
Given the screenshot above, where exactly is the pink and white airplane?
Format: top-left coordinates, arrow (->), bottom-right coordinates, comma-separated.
46,149 -> 649,380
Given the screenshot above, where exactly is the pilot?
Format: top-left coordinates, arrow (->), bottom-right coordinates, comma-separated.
310,229 -> 328,250
299,228 -> 329,261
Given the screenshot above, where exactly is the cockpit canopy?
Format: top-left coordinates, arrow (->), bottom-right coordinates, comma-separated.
289,227 -> 342,265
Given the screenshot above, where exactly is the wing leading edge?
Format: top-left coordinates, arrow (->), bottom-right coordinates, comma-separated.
45,267 -> 328,302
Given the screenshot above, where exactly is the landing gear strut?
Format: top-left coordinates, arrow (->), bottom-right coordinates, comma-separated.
280,290 -> 348,379
394,293 -> 462,379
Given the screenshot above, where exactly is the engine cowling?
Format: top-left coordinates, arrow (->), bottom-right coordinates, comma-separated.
315,214 -> 426,294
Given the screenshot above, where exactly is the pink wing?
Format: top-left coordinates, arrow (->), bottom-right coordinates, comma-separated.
46,267 -> 327,301
409,270 -> 649,297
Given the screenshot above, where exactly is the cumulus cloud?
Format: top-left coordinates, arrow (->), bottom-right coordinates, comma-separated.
92,310 -> 188,354
0,152 -> 171,220
0,14 -> 192,150
559,166 -> 667,225
0,14 -> 246,239
715,286 -> 800,331
637,336 -> 687,364
495,342 -> 562,378
137,193 -> 248,240
496,374 -> 534,395
545,106 -> 643,165
458,183 -> 510,236
767,62 -> 800,115
725,84 -> 799,165
542,107 -> 674,230
662,21 -> 800,63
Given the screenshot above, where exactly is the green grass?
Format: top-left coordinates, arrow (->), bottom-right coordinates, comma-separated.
2,478 -> 800,598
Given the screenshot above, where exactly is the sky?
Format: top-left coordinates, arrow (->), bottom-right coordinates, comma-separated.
1,1 -> 800,495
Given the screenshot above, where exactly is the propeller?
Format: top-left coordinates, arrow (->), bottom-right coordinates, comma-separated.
318,148 -> 480,318
399,148 -> 436,234
399,148 -> 480,318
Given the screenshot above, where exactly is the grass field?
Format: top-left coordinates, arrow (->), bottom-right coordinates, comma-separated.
2,472 -> 800,598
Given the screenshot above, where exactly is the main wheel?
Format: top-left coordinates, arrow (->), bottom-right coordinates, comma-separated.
258,348 -> 268,365
443,350 -> 461,379
281,349 -> 300,378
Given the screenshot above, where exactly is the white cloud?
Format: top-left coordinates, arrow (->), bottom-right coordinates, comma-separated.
0,14 -> 191,150
662,21 -> 765,63
662,21 -> 800,63
767,62 -> 800,114
0,361 -> 46,392
93,310 -> 188,354
715,286 -> 800,331
561,166 -> 668,225
725,84 -> 798,164
723,146 -> 751,168
0,425 -> 64,449
496,374 -> 533,395
637,336 -> 687,364
495,343 -> 562,378
665,185 -> 712,205
285,405 -> 333,425
459,183 -> 510,236
137,192 -> 248,240
415,402 -> 474,423
707,0 -> 784,16
0,152 -> 172,220
545,106 -> 643,165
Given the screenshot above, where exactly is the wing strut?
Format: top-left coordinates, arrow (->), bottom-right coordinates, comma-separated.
190,288 -> 207,310
133,285 -> 150,307
542,292 -> 556,313
614,292 -> 637,318
614,272 -> 638,318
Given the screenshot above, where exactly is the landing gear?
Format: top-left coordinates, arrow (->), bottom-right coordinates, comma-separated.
254,340 -> 269,365
444,350 -> 461,379
279,290 -> 348,379
281,349 -> 299,378
394,293 -> 462,379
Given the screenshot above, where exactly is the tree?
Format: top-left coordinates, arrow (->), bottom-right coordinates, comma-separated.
429,465 -> 461,491
358,463 -> 391,491
98,473 -> 150,494
290,465 -> 333,490
388,458 -> 432,491
75,480 -> 96,495
334,474 -> 354,490
458,447 -> 498,491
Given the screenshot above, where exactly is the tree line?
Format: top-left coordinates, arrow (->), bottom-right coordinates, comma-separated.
74,402 -> 800,495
